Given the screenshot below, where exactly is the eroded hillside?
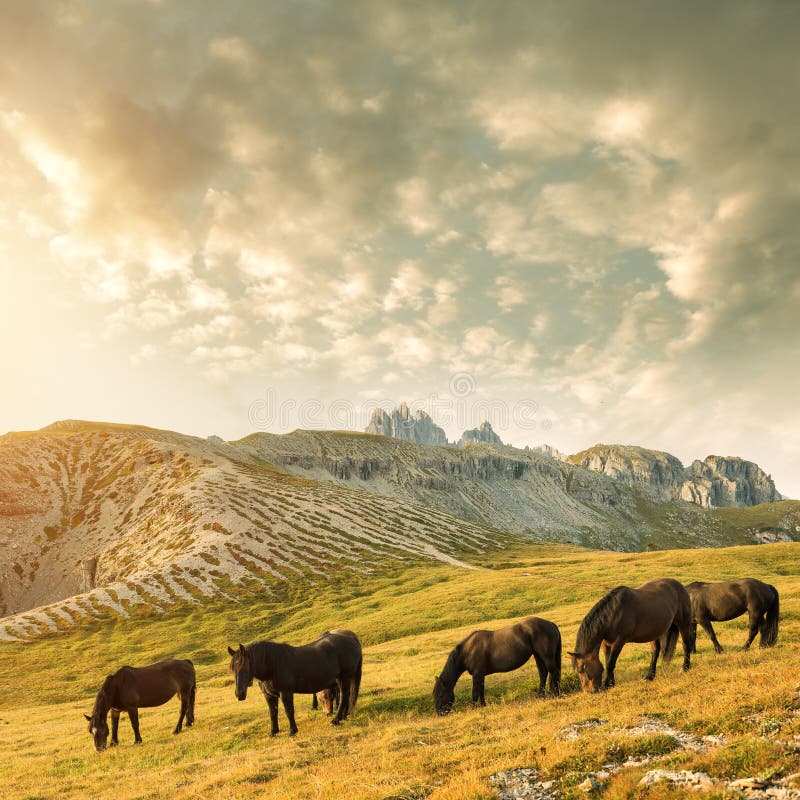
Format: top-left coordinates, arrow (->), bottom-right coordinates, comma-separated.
0,422 -> 504,640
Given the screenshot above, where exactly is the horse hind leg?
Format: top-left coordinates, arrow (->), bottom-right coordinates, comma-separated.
679,625 -> 692,671
743,610 -> 761,650
174,691 -> 188,735
331,678 -> 350,726
186,682 -> 195,727
532,653 -> 548,698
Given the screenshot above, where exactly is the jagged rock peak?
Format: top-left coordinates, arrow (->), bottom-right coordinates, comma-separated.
682,455 -> 778,508
459,421 -> 503,447
365,403 -> 449,446
569,444 -> 778,509
528,444 -> 568,462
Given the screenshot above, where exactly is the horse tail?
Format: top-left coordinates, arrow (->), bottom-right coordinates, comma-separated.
552,626 -> 562,693
348,656 -> 362,713
661,624 -> 679,663
761,587 -> 779,647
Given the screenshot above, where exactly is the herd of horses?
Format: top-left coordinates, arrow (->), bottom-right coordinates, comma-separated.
84,576 -> 780,751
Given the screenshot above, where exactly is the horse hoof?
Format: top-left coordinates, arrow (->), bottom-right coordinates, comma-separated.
330,719 -> 341,726
269,731 -> 279,737
644,674 -> 655,681
289,729 -> 298,737
173,729 -> 181,735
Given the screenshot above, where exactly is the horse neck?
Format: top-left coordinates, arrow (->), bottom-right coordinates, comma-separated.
439,645 -> 465,689
576,591 -> 619,654
91,678 -> 113,722
250,641 -> 281,681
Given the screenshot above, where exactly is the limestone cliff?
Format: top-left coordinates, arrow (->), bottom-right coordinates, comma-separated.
458,421 -> 503,447
682,456 -> 779,508
570,444 -> 778,508
365,402 -> 449,446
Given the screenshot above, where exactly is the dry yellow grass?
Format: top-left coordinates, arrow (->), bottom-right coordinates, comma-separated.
1,542 -> 799,799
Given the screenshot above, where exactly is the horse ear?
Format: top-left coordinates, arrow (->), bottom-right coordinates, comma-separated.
238,643 -> 245,652
227,646 -> 235,656
84,713 -> 92,722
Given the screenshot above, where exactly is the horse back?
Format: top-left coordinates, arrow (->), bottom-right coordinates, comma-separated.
112,659 -> 194,709
626,578 -> 690,640
691,578 -> 775,621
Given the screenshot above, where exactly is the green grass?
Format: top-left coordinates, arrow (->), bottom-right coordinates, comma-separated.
1,542 -> 799,799
714,500 -> 800,531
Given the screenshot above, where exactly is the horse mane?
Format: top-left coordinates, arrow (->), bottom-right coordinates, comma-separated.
437,642 -> 464,690
246,640 -> 284,678
91,674 -> 115,719
575,587 -> 626,653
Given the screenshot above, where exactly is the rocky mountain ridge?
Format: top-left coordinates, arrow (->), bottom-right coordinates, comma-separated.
569,444 -> 779,508
458,421 -> 503,447
363,406 -> 780,509
364,402 -> 449,446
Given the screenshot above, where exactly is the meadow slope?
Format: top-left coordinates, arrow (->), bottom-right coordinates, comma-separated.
1,541 -> 798,800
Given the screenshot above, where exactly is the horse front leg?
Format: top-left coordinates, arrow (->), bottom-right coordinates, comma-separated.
645,639 -> 661,681
280,692 -> 298,736
603,641 -> 624,689
700,619 -> 724,653
128,708 -> 142,744
471,673 -> 486,706
110,709 -> 120,747
332,678 -> 350,726
266,693 -> 280,736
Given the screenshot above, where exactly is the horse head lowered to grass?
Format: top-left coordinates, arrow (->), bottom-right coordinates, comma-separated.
432,616 -> 561,716
569,578 -> 694,692
84,658 -> 196,752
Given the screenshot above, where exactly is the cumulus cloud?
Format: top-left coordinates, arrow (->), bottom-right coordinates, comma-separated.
1,0 -> 798,493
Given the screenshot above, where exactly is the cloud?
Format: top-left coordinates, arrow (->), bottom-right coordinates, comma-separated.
1,1 -> 798,494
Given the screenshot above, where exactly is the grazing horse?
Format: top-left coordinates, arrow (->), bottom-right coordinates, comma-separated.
432,616 -> 561,716
228,628 -> 362,735
311,684 -> 341,715
83,659 -> 196,751
686,578 -> 779,653
569,578 -> 693,692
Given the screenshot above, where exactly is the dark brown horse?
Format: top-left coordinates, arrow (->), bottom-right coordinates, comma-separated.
83,659 -> 196,751
686,578 -> 779,653
432,616 -> 561,715
569,578 -> 693,692
228,628 -> 361,735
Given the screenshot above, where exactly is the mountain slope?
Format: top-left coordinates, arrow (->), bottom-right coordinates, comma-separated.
0,422 -> 506,640
234,430 -> 759,551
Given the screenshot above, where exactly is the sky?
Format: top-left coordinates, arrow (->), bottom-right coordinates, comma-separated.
1,1 -> 798,496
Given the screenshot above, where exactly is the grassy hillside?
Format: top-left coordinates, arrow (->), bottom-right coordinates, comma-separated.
1,541 -> 798,800
714,500 -> 800,537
